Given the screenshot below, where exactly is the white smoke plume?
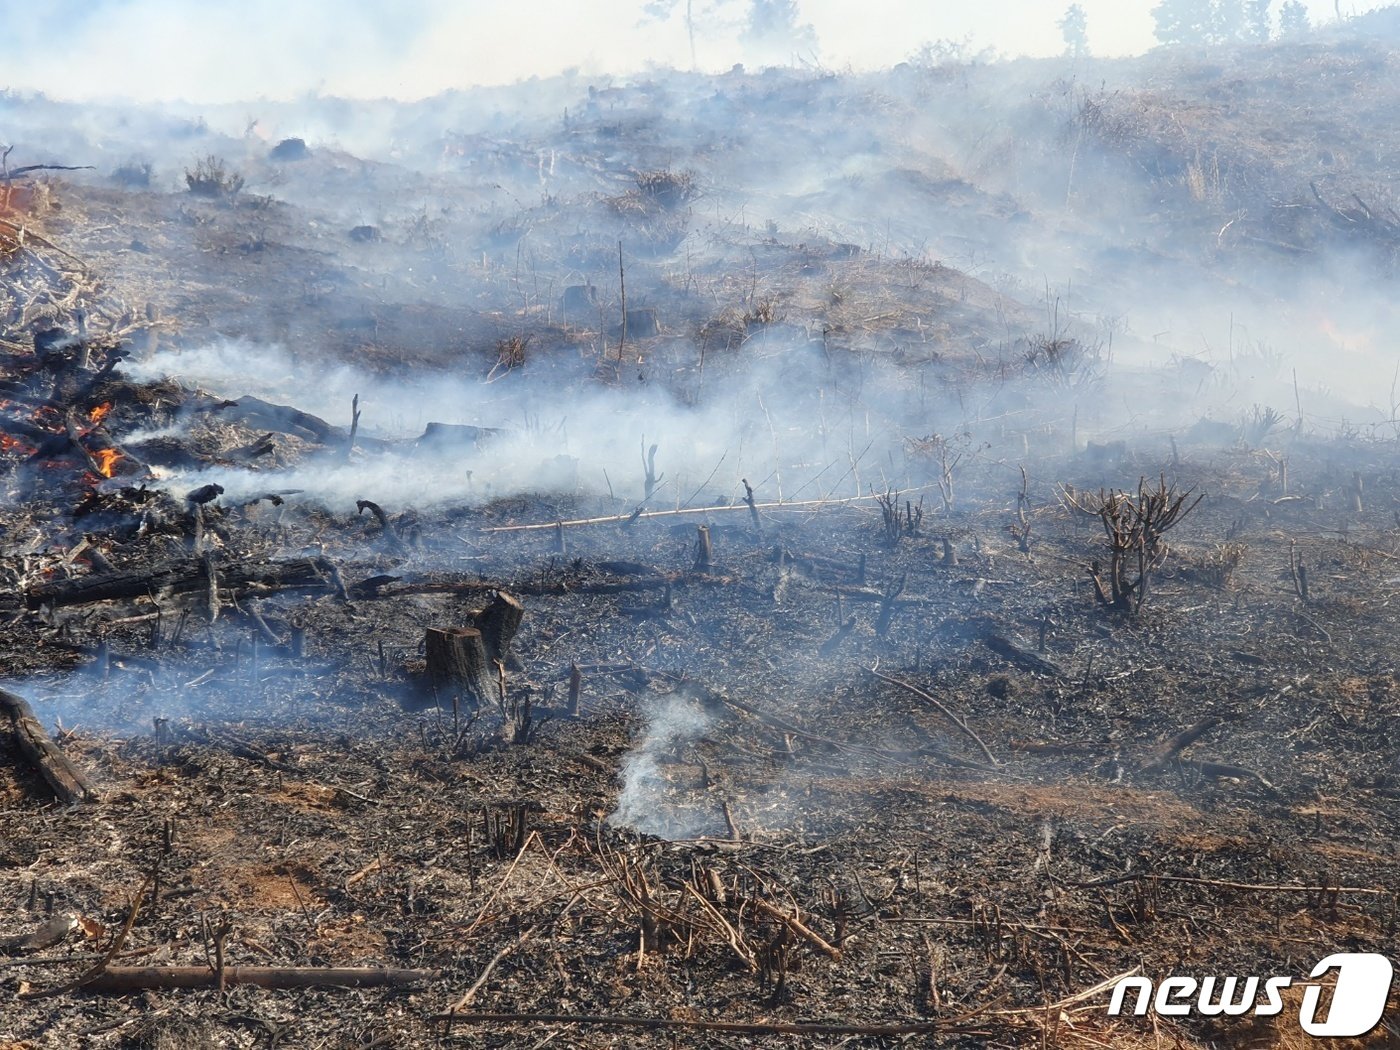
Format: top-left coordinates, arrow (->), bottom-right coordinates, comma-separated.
610,694 -> 722,839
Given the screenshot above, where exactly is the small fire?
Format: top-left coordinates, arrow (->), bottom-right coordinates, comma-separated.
88,402 -> 113,425
93,448 -> 122,478
0,433 -> 35,454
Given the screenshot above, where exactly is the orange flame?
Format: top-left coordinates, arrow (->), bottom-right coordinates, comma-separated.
0,433 -> 34,454
93,448 -> 122,478
88,402 -> 113,425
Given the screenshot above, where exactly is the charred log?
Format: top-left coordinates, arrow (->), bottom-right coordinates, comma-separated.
26,556 -> 338,610
0,688 -> 98,803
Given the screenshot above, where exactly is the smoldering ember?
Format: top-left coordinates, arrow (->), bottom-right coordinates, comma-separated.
2,10 -> 1400,1050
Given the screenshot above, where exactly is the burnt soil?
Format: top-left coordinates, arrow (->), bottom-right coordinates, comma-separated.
2,57 -> 1400,1049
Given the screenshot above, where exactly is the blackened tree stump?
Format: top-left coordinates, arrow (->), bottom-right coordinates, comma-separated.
425,627 -> 497,710
477,591 -> 524,668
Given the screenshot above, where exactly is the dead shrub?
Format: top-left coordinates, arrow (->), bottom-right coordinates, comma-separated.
1064,475 -> 1202,614
112,160 -> 154,188
184,155 -> 244,199
496,335 -> 528,368
634,168 -> 697,209
488,335 -> 530,380
1023,333 -> 1102,390
1190,541 -> 1247,590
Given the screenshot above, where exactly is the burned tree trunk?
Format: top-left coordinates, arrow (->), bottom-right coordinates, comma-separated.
475,591 -> 524,668
694,525 -> 712,571
0,688 -> 98,803
425,627 -> 497,710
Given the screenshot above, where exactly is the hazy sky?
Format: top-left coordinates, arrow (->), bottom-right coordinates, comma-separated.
0,0 -> 1388,102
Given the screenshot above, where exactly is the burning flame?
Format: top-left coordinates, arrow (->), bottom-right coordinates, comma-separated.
0,433 -> 35,454
88,402 -> 113,425
93,448 -> 122,478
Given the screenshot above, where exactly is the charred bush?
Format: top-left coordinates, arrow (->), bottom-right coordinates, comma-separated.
744,297 -> 782,329
111,160 -> 154,188
1065,475 -> 1202,614
1189,541 -> 1247,591
876,488 -> 923,545
269,137 -> 309,162
1240,403 -> 1286,447
634,168 -> 697,210
184,155 -> 244,199
491,334 -> 530,377
1022,333 -> 1102,390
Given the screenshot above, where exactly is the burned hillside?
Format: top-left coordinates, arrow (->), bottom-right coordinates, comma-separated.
1,27 -> 1399,1050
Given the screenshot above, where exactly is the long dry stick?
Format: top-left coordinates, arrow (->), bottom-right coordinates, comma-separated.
21,874 -> 151,999
431,1012 -> 980,1037
682,883 -> 757,972
448,924 -> 539,1013
990,965 -> 1143,1016
744,896 -> 842,960
81,966 -> 429,992
482,492 -> 912,532
1064,872 -> 1391,896
865,665 -> 999,766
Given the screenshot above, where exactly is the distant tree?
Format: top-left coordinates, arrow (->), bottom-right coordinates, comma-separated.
1058,4 -> 1090,58
1279,0 -> 1309,35
743,0 -> 818,62
907,36 -> 998,68
1212,0 -> 1247,41
1152,0 -> 1216,45
1244,0 -> 1272,40
641,0 -> 723,70
643,0 -> 817,67
1154,0 -> 1276,45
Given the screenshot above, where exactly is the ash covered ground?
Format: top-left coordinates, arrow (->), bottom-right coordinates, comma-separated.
1,13 -> 1400,1049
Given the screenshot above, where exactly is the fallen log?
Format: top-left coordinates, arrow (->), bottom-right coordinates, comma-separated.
26,556 -> 338,610
213,395 -> 345,444
83,965 -> 430,993
983,634 -> 1066,678
417,422 -> 500,448
1134,717 -> 1223,777
0,688 -> 98,803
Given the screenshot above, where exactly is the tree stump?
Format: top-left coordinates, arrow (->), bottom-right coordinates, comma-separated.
477,591 -> 524,667
425,627 -> 497,710
694,526 -> 712,571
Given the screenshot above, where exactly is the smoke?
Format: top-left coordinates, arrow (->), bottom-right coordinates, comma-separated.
12,8 -> 1400,847
119,333 -> 966,513
610,694 -> 724,839
6,0 -> 1375,106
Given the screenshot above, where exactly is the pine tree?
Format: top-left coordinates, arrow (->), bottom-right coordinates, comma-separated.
1211,0 -> 1246,42
1279,0 -> 1309,35
1058,4 -> 1090,59
744,0 -> 818,62
1151,0 -> 1216,46
1245,0 -> 1272,41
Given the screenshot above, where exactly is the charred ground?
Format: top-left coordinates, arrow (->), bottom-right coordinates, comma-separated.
2,25 -> 1400,1050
